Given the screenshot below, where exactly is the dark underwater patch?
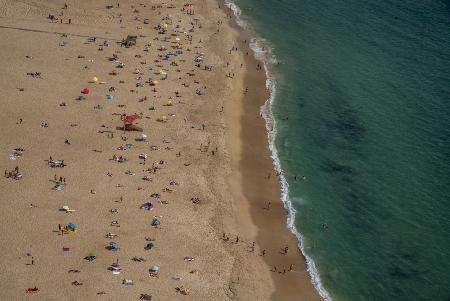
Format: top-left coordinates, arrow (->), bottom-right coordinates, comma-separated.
321,159 -> 354,174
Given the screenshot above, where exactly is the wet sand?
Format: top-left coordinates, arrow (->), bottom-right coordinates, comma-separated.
221,3 -> 323,299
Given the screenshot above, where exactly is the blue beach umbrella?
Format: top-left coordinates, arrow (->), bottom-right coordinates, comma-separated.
109,242 -> 119,249
67,223 -> 77,230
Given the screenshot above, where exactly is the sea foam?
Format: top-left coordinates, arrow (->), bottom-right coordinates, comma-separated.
224,1 -> 333,300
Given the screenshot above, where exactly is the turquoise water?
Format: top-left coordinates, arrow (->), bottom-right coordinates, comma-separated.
228,0 -> 450,300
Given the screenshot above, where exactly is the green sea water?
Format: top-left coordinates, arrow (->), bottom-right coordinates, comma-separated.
227,0 -> 450,300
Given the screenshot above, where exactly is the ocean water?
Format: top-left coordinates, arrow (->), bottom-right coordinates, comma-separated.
226,0 -> 450,300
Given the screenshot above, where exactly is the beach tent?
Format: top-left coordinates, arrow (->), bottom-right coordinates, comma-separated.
151,218 -> 160,226
149,265 -> 159,272
67,223 -> 77,230
107,94 -> 114,100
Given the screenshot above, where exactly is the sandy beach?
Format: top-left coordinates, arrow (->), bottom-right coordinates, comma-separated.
0,0 -> 321,300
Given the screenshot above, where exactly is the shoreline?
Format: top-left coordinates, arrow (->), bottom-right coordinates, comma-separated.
220,1 -> 323,300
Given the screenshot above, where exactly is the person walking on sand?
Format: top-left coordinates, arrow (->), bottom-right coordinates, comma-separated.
261,249 -> 266,256
235,236 -> 239,244
284,246 -> 289,254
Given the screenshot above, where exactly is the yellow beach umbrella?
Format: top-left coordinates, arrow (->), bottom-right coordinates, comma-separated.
166,100 -> 173,106
91,76 -> 98,82
158,115 -> 168,122
163,23 -> 168,29
151,80 -> 159,85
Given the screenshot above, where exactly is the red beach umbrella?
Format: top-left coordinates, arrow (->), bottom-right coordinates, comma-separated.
121,114 -> 141,125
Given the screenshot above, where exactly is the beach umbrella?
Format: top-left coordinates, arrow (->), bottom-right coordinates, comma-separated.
138,133 -> 147,141
151,218 -> 160,226
163,23 -> 168,29
67,223 -> 77,230
85,254 -> 96,261
140,202 -> 154,210
158,115 -> 167,122
112,261 -> 120,268
121,114 -> 141,124
61,205 -> 75,212
149,265 -> 159,272
109,242 -> 119,249
82,88 -> 90,94
166,100 -> 173,106
106,94 -> 114,100
91,76 -> 98,82
85,252 -> 97,261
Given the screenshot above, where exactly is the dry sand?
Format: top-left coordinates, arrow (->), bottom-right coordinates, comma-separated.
0,0 -> 321,300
